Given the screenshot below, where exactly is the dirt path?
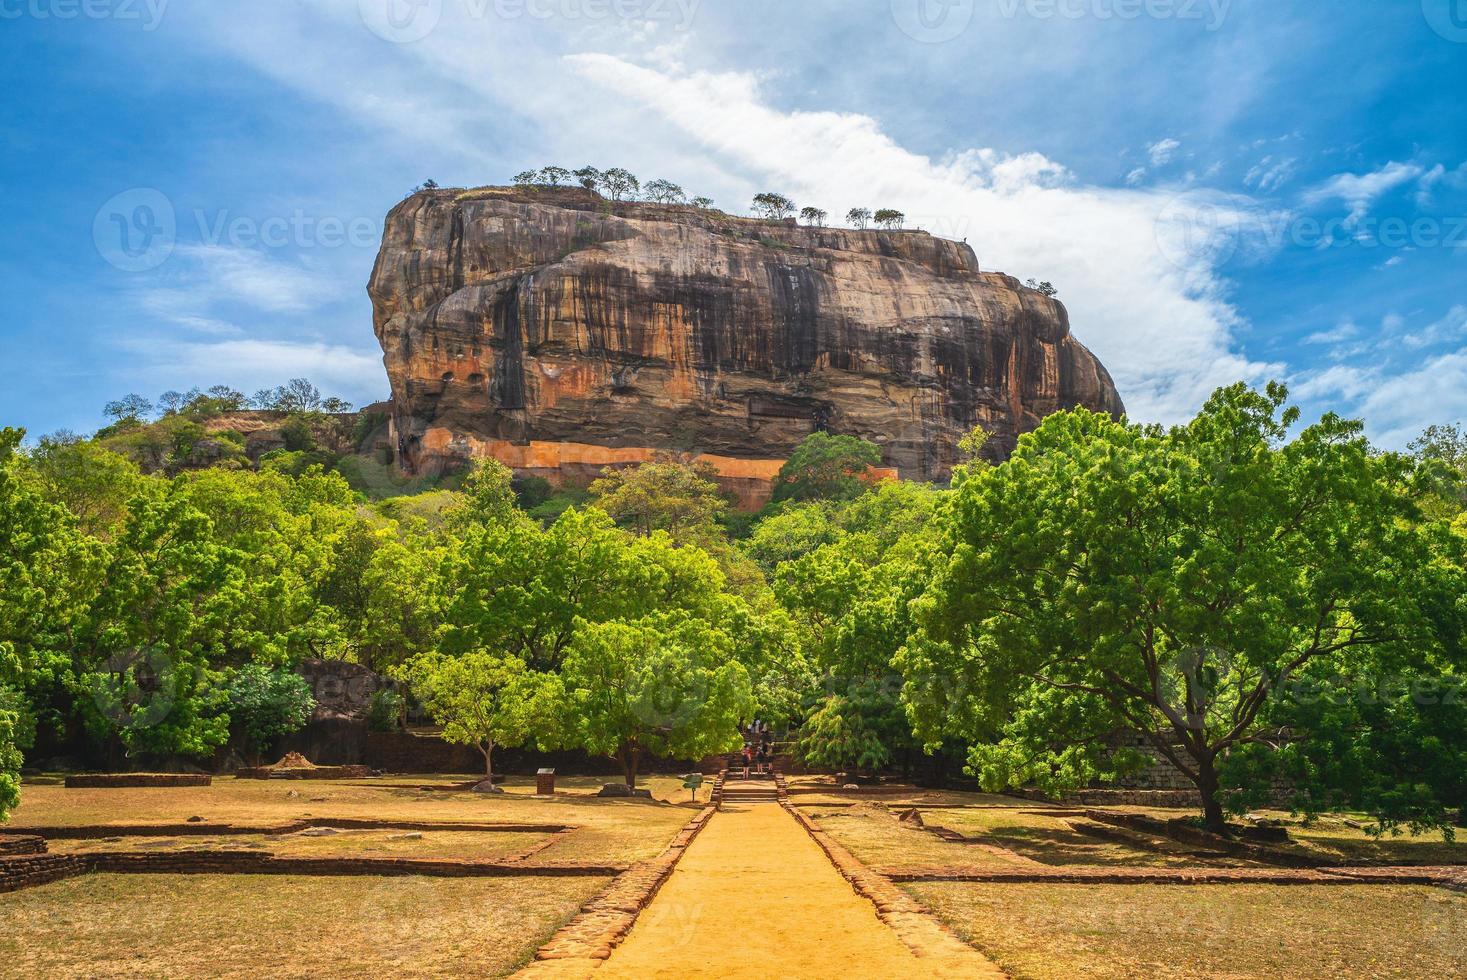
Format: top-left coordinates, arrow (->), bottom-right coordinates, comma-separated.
587,802 -> 1002,979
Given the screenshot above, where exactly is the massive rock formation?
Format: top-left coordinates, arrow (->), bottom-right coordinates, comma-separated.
369,185 -> 1123,505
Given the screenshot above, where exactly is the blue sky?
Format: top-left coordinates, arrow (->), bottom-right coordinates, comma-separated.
2,0 -> 1465,447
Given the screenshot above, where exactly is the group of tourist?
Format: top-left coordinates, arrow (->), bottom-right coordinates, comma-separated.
740,719 -> 775,778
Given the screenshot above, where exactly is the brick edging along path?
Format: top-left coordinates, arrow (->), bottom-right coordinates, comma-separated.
782,801 -> 1006,973
516,804 -> 718,973
876,863 -> 1467,893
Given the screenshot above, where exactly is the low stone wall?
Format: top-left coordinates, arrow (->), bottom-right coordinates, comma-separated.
25,817 -> 569,839
234,765 -> 372,780
0,854 -> 88,893
0,834 -> 47,856
64,773 -> 212,788
1009,788 -> 1202,808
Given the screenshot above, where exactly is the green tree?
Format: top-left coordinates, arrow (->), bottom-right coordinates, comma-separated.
560,615 -> 751,788
0,707 -> 19,822
643,179 -> 686,204
771,432 -> 883,503
75,485 -> 237,759
775,482 -> 946,774
27,436 -> 146,537
846,207 -> 872,230
911,383 -> 1457,833
588,456 -> 728,541
402,651 -> 561,781
799,206 -> 828,227
103,393 -> 154,424
873,209 -> 905,230
573,166 -> 602,191
226,664 -> 315,765
449,458 -> 520,528
690,196 -> 715,209
752,193 -> 795,220
538,166 -> 571,186
599,168 -> 640,201
0,429 -> 101,764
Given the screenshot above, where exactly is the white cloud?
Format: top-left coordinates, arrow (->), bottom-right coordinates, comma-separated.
1303,161 -> 1424,224
1148,138 -> 1181,166
1355,349 -> 1467,447
1402,305 -> 1467,350
1243,156 -> 1296,194
1125,167 -> 1147,186
1290,363 -> 1376,403
1303,321 -> 1359,345
566,55 -> 1274,424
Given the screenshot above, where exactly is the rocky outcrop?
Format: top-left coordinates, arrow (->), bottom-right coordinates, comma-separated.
368,185 -> 1123,499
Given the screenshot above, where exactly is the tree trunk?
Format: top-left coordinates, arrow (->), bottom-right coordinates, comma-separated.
624,744 -> 641,790
1196,755 -> 1229,836
480,738 -> 494,779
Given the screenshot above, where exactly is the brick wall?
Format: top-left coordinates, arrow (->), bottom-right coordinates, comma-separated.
64,773 -> 212,788
0,834 -> 46,856
0,854 -> 87,893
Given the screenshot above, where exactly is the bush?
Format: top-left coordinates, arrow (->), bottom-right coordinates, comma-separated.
368,688 -> 405,732
226,665 -> 316,765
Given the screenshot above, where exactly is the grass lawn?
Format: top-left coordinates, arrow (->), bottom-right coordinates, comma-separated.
802,803 -> 1033,868
801,802 -> 1252,870
782,775 -> 1018,807
1114,806 -> 1467,865
928,808 -> 1247,868
908,881 -> 1467,980
0,872 -> 608,979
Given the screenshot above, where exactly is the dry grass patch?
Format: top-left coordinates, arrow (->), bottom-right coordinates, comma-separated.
0,872 -> 609,979
908,881 -> 1466,980
802,804 -> 1030,869
49,829 -> 550,860
931,809 -> 1246,868
783,776 -> 1018,807
10,774 -> 699,868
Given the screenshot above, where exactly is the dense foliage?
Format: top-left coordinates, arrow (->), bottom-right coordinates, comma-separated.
0,381 -> 1461,835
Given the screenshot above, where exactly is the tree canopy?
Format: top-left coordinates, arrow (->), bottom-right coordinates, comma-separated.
907,383 -> 1464,832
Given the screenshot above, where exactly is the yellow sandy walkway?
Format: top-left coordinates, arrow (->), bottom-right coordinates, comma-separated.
590,802 -> 999,979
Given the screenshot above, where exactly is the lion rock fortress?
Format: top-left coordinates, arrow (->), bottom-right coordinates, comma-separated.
369,185 -> 1124,507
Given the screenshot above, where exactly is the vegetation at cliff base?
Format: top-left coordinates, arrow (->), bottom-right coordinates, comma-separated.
0,382 -> 1462,830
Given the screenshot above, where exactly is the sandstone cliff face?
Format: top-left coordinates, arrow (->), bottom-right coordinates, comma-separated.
369,186 -> 1123,494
